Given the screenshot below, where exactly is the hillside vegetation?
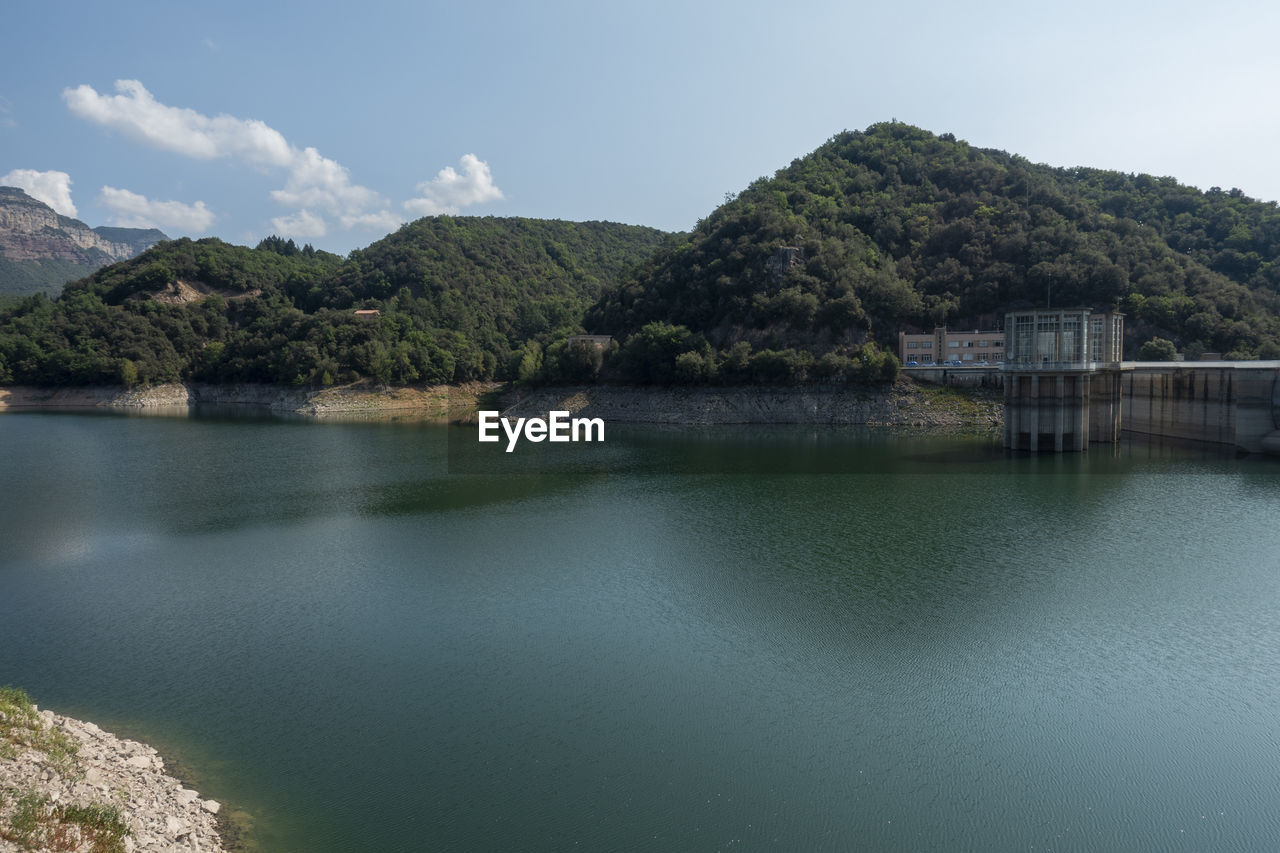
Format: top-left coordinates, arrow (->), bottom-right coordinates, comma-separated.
0,218 -> 668,386
589,122 -> 1280,382
2,123 -> 1279,389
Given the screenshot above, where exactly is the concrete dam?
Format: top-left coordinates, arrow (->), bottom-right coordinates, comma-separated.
997,308 -> 1280,454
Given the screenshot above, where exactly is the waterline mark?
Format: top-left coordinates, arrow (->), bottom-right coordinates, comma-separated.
477,410 -> 605,452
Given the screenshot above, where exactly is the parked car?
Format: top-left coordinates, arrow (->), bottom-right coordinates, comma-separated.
906,360 -> 919,366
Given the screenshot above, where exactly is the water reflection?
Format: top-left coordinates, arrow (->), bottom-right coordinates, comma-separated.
3,411 -> 1280,852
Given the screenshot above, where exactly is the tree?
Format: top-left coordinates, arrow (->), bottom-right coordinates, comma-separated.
615,323 -> 698,383
1138,337 -> 1178,361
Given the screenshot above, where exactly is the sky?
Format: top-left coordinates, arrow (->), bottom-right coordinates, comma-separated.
3,0 -> 1278,254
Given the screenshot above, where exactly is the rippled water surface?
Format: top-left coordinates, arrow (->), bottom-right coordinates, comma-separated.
3,411 -> 1280,851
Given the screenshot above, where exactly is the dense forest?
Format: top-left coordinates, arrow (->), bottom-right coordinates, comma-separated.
588,122 -> 1280,383
2,123 -> 1280,388
0,219 -> 668,386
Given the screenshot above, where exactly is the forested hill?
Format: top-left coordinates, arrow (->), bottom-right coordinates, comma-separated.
0,218 -> 669,387
4,125 -> 1280,389
588,122 -> 1280,382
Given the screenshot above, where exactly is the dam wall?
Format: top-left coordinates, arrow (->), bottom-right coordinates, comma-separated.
1121,362 -> 1280,454
1004,361 -> 1280,454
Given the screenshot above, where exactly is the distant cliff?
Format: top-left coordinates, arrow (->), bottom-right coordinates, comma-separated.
0,186 -> 167,295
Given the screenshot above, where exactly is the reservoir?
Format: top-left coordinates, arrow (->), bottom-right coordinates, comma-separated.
2,411 -> 1280,851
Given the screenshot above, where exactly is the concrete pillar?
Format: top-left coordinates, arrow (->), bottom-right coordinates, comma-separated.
1054,375 -> 1064,452
1004,378 -> 1014,448
1080,374 -> 1089,450
1030,374 -> 1040,452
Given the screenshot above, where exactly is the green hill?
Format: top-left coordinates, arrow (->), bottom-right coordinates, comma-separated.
4,125 -> 1280,389
587,122 -> 1280,383
0,218 -> 669,387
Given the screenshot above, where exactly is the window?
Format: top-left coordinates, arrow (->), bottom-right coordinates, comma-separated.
1013,314 -> 1035,362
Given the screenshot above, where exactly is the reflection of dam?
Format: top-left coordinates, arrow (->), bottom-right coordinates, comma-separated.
1001,309 -> 1280,454
1004,367 -> 1122,452
1119,362 -> 1280,454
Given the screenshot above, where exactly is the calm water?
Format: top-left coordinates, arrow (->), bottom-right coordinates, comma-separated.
3,411 -> 1280,851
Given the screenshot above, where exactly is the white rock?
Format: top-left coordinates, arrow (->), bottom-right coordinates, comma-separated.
0,707 -> 227,851
166,814 -> 188,838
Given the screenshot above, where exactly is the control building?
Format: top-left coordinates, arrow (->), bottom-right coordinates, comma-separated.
1002,308 -> 1124,451
898,327 -> 1005,364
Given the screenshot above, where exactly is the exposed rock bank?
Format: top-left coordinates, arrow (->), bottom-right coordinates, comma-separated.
0,378 -> 1003,430
501,378 -> 1003,429
0,381 -> 492,419
0,701 -> 225,853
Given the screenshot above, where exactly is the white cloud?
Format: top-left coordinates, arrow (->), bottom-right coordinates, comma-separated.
99,186 -> 215,231
2,169 -> 78,217
340,210 -> 406,232
64,80 -> 293,166
271,209 -> 327,239
268,145 -> 383,215
64,81 -> 502,237
64,79 -> 392,234
403,154 -> 504,216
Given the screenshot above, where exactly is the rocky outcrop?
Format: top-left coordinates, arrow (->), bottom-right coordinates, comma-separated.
91,227 -> 171,259
0,187 -> 167,295
0,187 -> 165,265
151,281 -> 261,306
0,705 -> 226,853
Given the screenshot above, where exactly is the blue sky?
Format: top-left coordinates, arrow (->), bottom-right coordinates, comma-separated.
3,0 -> 1278,253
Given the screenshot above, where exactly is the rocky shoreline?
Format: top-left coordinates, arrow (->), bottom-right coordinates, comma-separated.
501,380 -> 1004,430
0,378 -> 1003,430
0,694 -> 226,852
0,381 -> 492,419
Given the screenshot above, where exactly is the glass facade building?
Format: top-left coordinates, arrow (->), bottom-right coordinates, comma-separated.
1002,309 -> 1125,451
1003,309 -> 1122,370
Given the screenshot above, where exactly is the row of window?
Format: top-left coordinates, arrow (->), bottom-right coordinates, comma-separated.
904,353 -> 1000,364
